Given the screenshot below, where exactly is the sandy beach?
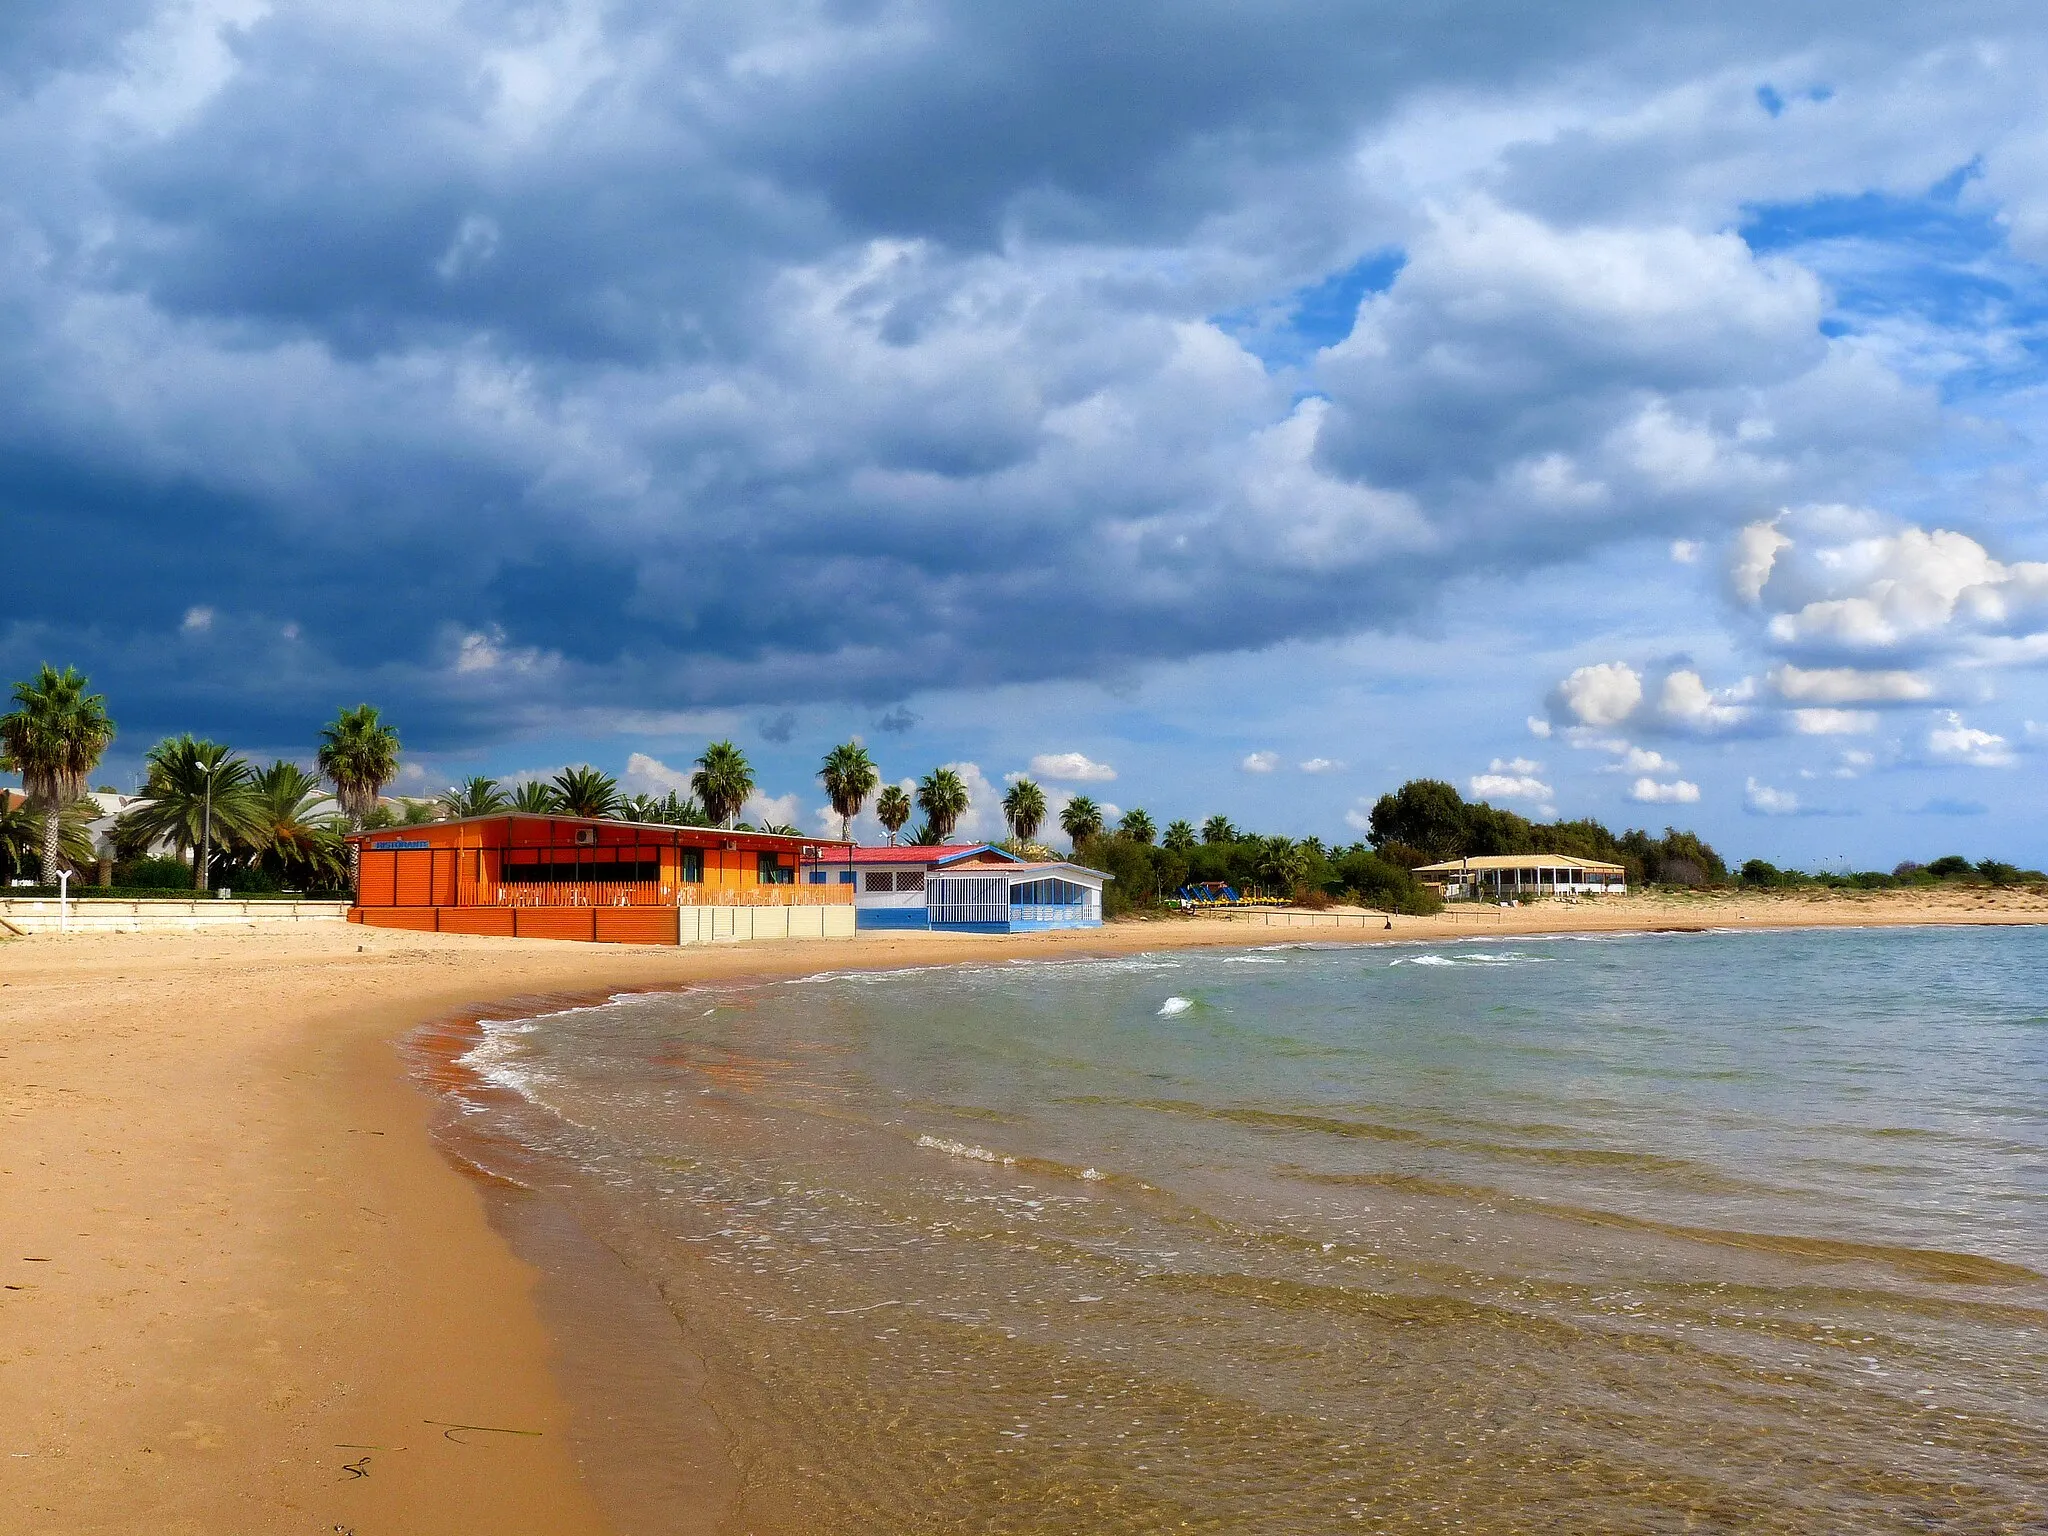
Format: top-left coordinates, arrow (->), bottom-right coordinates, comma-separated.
4,885 -> 2045,1534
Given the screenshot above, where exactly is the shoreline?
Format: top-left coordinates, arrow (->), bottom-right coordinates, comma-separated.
4,889 -> 2045,1532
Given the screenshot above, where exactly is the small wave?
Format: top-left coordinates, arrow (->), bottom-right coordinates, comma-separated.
1157,996 -> 1195,1016
1389,951 -> 1553,967
1220,955 -> 1287,965
915,1134 -> 1018,1167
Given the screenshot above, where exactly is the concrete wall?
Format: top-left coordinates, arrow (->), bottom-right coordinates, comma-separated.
0,898 -> 351,935
678,904 -> 857,944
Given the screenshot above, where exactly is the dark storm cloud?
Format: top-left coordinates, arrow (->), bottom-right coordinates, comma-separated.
2,0 -> 2045,754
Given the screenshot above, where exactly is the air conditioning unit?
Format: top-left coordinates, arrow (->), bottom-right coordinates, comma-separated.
573,827 -> 598,847
801,846 -> 818,860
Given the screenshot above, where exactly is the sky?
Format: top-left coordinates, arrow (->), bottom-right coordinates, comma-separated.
4,1 -> 2048,866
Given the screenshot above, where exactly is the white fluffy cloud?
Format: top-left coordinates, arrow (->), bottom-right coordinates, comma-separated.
1927,712 -> 2015,767
1241,751 -> 1279,773
1745,777 -> 1801,815
1298,757 -> 1342,773
743,790 -> 804,830
1555,662 -> 1643,727
623,752 -> 691,795
1769,664 -> 1933,704
1029,751 -> 1117,783
1469,758 -> 1553,803
1743,511 -> 2048,656
1658,670 -> 1752,731
1629,777 -> 1701,804
1603,745 -> 1677,773
1790,708 -> 1877,735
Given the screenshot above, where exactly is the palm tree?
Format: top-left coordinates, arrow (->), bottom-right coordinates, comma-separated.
652,790 -> 708,826
118,737 -> 263,890
316,705 -> 399,890
510,779 -> 560,813
0,665 -> 117,884
906,821 -> 943,845
551,765 -> 622,819
248,761 -> 345,888
692,741 -> 754,827
0,795 -> 96,881
1201,815 -> 1237,845
1001,779 -> 1047,843
1163,819 -> 1197,852
440,776 -> 510,819
916,768 -> 969,842
1257,837 -> 1312,897
1119,808 -> 1155,844
875,784 -> 911,844
820,742 -> 880,841
1060,795 -> 1103,843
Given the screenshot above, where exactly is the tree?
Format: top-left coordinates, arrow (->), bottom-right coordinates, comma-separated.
821,742 -> 880,841
316,704 -> 400,892
551,765 -> 622,819
118,737 -> 263,890
1365,779 -> 1468,862
875,784 -> 911,844
247,762 -> 346,888
0,795 -> 95,881
1201,815 -> 1236,845
1162,818 -> 1197,853
1060,795 -> 1103,843
1255,836 -> 1312,896
1002,778 -> 1047,843
510,780 -> 560,814
692,741 -> 754,827
0,665 -> 116,885
1118,807 -> 1155,844
917,768 -> 969,842
440,776 -> 510,819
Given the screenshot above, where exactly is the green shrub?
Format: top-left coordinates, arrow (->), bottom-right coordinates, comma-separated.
118,855 -> 192,889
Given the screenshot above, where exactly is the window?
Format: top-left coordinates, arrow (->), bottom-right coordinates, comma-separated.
502,857 -> 660,885
839,870 -> 857,884
757,853 -> 794,885
678,848 -> 704,883
864,871 -> 894,893
806,869 -> 827,884
1011,878 -> 1082,906
894,870 -> 925,892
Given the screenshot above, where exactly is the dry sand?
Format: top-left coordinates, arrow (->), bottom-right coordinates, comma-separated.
3,886 -> 2043,1533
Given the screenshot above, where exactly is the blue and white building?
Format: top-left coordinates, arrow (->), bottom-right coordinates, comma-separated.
838,844 -> 1108,932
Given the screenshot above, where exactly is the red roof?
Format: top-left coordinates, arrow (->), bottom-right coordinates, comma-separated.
839,843 -> 1019,866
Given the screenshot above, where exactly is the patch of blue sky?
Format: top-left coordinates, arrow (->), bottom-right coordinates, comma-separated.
1214,248 -> 1405,369
1740,173 -> 2048,402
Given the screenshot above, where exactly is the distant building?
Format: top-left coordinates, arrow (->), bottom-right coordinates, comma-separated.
847,843 -> 1109,931
1414,854 -> 1627,899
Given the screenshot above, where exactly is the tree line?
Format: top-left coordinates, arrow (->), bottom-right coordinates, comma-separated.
10,663 -> 2035,905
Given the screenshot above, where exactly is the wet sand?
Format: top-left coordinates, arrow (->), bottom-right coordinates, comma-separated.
2,885 -> 2043,1532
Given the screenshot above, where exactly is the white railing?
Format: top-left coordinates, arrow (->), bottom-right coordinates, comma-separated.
929,875 -> 1010,925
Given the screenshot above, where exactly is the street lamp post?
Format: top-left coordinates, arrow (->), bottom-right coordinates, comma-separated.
199,760 -> 217,894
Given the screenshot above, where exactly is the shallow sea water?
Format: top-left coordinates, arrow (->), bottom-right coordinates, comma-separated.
428,928 -> 2048,1533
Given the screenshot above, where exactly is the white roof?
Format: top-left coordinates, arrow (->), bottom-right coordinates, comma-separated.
1413,854 -> 1625,873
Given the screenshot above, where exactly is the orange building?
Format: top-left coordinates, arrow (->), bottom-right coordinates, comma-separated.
347,814 -> 856,944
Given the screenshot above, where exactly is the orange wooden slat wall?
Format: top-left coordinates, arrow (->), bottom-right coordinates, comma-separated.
357,849 -> 399,906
